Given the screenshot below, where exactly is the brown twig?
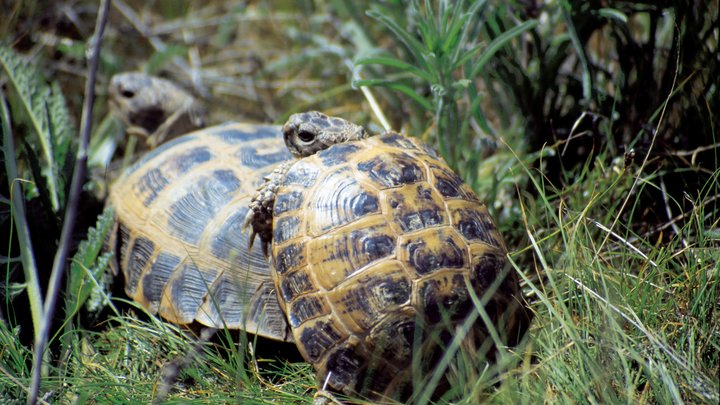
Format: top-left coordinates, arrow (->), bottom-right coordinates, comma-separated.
27,1 -> 111,403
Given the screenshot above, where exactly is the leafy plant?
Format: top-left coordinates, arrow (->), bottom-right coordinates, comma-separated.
354,0 -> 537,189
0,45 -> 74,214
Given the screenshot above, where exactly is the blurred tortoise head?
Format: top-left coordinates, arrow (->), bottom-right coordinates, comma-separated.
246,111 -> 529,401
109,72 -> 206,149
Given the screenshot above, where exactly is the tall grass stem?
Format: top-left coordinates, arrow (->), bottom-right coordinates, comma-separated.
27,0 -> 111,403
0,92 -> 44,342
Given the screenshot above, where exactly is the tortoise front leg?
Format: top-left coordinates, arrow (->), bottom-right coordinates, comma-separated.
243,161 -> 293,257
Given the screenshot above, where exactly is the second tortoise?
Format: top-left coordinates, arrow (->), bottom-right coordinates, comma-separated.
105,73 -> 292,340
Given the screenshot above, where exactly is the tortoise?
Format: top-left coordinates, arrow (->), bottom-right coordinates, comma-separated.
245,111 -> 528,400
105,72 -> 292,341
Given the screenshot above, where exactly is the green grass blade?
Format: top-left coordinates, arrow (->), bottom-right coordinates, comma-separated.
0,88 -> 44,343
560,1 -> 592,101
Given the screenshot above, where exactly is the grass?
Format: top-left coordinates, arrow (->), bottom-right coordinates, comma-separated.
2,0 -> 719,403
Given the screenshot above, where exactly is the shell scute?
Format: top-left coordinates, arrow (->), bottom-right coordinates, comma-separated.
273,242 -> 307,275
354,150 -> 426,189
282,159 -> 320,188
447,200 -> 502,247
273,190 -> 304,216
166,169 -> 241,245
326,261 -> 411,334
417,272 -> 472,324
125,235 -> 155,295
323,343 -> 366,393
380,183 -> 448,233
297,319 -> 346,363
287,294 -> 331,328
429,165 -> 471,199
273,215 -> 302,244
317,142 -> 363,167
397,228 -> 468,276
470,251 -> 504,291
208,123 -> 280,142
160,260 -> 219,324
279,268 -> 315,303
140,251 -> 181,306
370,132 -> 427,156
172,146 -> 214,172
209,209 -> 255,267
305,168 -> 380,236
123,134 -> 197,177
133,168 -> 170,207
307,217 -> 396,290
236,145 -> 291,169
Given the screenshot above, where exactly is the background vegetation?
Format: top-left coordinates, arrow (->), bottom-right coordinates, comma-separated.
2,0 -> 718,403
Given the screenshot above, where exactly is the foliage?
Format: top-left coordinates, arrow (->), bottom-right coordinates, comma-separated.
0,45 -> 74,213
355,0 -> 537,189
0,0 -> 718,403
66,206 -> 115,320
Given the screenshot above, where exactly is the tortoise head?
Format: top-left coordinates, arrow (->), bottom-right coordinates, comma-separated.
108,72 -> 205,138
282,111 -> 369,158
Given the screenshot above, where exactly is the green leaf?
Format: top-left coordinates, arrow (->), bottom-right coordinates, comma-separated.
440,7 -> 467,54
0,45 -> 74,212
451,0 -> 488,67
67,206 -> 115,316
598,8 -> 628,24
355,56 -> 436,82
470,19 -> 539,78
353,78 -> 433,111
367,9 -> 429,71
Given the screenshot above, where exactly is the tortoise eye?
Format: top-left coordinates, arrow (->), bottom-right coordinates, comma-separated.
120,88 -> 135,99
297,130 -> 315,143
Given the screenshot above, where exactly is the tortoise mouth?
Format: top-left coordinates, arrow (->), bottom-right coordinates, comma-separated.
108,98 -> 124,121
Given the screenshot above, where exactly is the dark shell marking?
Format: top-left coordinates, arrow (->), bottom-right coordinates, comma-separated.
271,132 -> 522,399
108,123 -> 293,341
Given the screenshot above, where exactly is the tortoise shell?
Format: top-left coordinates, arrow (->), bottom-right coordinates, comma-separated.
270,130 -> 525,399
106,122 -> 292,341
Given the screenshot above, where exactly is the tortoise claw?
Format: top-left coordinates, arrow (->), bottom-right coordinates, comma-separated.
243,202 -> 272,259
243,209 -> 258,249
260,240 -> 271,259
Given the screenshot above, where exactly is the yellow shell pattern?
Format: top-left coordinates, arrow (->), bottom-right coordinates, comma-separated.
271,132 -> 524,398
107,122 -> 293,341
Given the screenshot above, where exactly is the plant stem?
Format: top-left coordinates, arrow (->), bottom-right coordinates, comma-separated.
0,91 -> 44,343
27,0 -> 111,403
